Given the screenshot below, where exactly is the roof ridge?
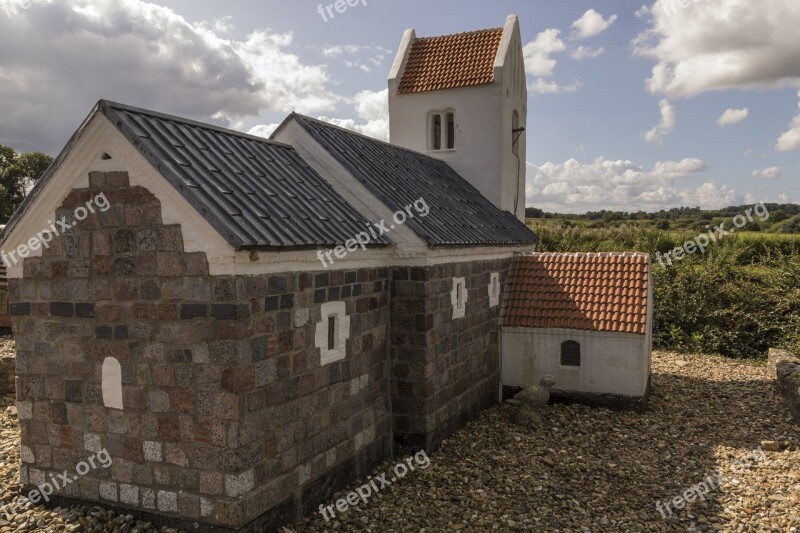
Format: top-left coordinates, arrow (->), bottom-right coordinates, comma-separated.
289,112 -> 455,165
415,26 -> 503,41
98,99 -> 295,150
529,252 -> 650,258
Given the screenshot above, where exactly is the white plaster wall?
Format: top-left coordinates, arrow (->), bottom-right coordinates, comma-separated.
388,15 -> 527,221
501,327 -> 649,398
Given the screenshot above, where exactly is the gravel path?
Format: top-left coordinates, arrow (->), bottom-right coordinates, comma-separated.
0,342 -> 798,532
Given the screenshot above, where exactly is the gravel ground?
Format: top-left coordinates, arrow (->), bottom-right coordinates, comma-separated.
0,341 -> 798,532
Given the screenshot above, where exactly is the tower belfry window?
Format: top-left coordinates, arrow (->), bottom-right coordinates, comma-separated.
446,112 -> 455,149
429,110 -> 455,151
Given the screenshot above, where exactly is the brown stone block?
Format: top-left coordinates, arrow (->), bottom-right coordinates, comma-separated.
183,252 -> 209,276
170,388 -> 196,415
123,387 -> 147,410
212,393 -> 239,420
221,367 -> 254,394
135,253 -> 158,276
112,279 -> 137,300
155,303 -> 177,320
96,304 -> 122,322
216,321 -> 252,341
158,225 -> 184,252
152,364 -> 175,387
178,492 -> 200,520
157,416 -> 180,441
123,436 -> 145,462
133,303 -> 157,320
156,253 -> 183,277
199,470 -> 224,495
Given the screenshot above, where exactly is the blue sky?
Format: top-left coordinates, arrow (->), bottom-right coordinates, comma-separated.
0,0 -> 798,212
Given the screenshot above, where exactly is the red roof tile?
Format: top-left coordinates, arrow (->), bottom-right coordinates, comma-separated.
502,253 -> 651,335
398,28 -> 503,95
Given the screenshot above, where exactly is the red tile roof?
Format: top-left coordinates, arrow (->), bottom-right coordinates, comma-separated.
397,28 -> 503,95
502,253 -> 651,334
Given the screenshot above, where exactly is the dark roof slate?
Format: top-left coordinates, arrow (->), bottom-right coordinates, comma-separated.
99,101 -> 391,250
284,113 -> 539,247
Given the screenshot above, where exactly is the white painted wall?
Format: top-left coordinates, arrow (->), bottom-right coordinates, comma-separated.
501,327 -> 650,398
388,14 -> 527,221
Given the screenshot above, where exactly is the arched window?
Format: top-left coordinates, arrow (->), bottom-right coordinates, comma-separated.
560,341 -> 581,367
428,110 -> 455,151
102,357 -> 124,410
445,112 -> 455,149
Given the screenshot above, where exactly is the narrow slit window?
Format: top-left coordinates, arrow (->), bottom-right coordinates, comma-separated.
561,341 -> 581,367
328,315 -> 337,351
446,112 -> 455,149
512,111 -> 520,156
432,114 -> 442,150
451,277 -> 467,319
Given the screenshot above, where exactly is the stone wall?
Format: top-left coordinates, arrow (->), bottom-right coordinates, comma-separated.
390,258 -> 512,452
9,171 -> 392,531
768,348 -> 800,423
0,344 -> 13,397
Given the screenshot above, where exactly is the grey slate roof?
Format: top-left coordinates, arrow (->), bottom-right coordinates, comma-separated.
280,113 -> 539,247
99,101 -> 391,250
1,100 -> 392,251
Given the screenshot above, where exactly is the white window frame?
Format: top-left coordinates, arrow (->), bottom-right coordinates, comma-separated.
451,277 -> 467,319
488,272 -> 501,307
315,301 -> 351,365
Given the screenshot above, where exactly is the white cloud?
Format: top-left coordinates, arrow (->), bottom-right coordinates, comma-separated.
0,0 -> 340,152
527,156 -> 747,212
247,123 -> 282,139
571,9 -> 618,40
320,44 -> 391,73
522,29 -> 565,77
570,46 -> 604,61
528,79 -> 582,95
752,166 -> 783,179
633,0 -> 800,99
643,99 -> 677,145
776,91 -> 800,151
717,108 -> 749,127
319,89 -> 389,141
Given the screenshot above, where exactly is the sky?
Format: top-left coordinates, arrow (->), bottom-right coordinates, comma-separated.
0,0 -> 798,213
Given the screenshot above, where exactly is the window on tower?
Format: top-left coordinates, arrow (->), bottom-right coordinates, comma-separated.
446,112 -> 455,149
428,110 -> 455,151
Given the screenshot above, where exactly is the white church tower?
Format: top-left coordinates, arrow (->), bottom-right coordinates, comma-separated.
388,14 -> 527,221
